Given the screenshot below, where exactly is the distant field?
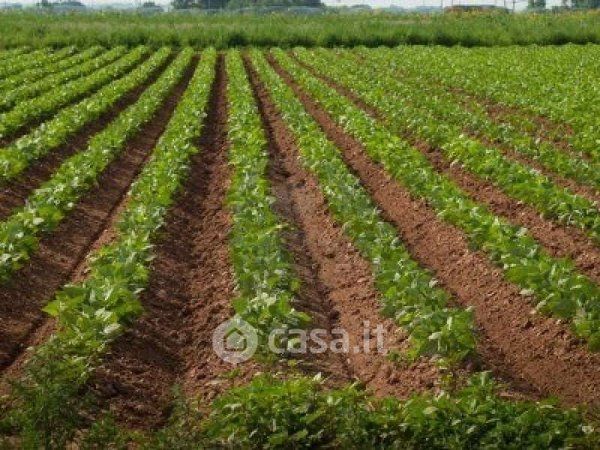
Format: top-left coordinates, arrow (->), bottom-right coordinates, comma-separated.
0,43 -> 599,448
1,10 -> 600,47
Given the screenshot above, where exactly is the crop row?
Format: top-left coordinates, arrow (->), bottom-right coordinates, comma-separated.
0,46 -> 104,103
0,46 -> 147,140
0,46 -> 77,92
0,47 -> 31,64
0,48 -> 54,79
0,48 -> 596,449
226,50 -> 309,341
0,49 -> 191,282
348,48 -> 600,193
251,49 -> 476,364
0,47 -> 123,113
380,46 -> 600,163
0,47 -> 171,182
295,49 -> 600,246
178,371 -> 592,449
4,48 -> 215,448
278,49 -> 600,350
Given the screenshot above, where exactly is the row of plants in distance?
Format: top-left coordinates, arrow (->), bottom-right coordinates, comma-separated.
296,49 -> 600,245
0,49 -> 190,282
379,45 -> 600,164
0,45 -> 112,112
4,12 -> 600,47
0,47 -> 171,182
0,46 -> 78,92
0,46 -> 148,139
250,49 -> 476,365
0,48 -> 215,449
0,47 -> 55,79
349,47 -> 600,193
283,49 -> 600,350
0,46 -> 32,64
226,50 -> 309,343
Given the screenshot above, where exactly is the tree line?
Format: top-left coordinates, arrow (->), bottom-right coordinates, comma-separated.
171,0 -> 323,9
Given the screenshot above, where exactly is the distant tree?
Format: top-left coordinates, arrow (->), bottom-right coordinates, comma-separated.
173,0 -> 322,8
227,0 -> 322,7
527,0 -> 546,8
572,0 -> 600,7
171,0 -> 197,9
200,0 -> 229,8
172,0 -> 228,8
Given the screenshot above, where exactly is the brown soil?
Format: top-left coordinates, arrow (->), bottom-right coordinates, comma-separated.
482,100 -> 579,154
0,54 -> 173,221
88,55 -> 262,430
459,106 -> 600,206
0,56 -> 197,387
319,52 -> 597,202
260,109 -> 352,387
245,56 -> 443,399
269,55 -> 600,408
290,54 -> 600,286
443,85 -> 583,164
416,140 -> 600,285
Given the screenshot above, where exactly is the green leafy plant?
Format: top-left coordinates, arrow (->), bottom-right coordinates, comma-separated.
3,48 -> 216,447
0,46 -> 109,112
149,373 -> 598,449
0,46 -> 33,64
281,48 -> 600,350
0,46 -> 80,94
0,46 -> 149,140
251,49 -> 476,365
0,48 -> 55,79
0,47 -> 171,182
226,50 -> 309,344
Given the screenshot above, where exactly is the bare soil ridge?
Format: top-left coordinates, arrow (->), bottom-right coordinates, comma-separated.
271,53 -> 600,408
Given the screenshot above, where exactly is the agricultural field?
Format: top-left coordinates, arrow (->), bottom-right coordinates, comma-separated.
0,42 -> 599,448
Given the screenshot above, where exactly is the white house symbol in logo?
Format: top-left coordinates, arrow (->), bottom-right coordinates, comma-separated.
212,316 -> 258,364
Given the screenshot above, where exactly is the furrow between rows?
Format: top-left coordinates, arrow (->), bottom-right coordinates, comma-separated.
267,54 -> 600,408
245,54 -> 446,400
0,55 -> 197,383
290,54 -> 600,290
0,53 -> 174,221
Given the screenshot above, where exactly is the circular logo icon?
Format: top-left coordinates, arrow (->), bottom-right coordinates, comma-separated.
212,316 -> 258,365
